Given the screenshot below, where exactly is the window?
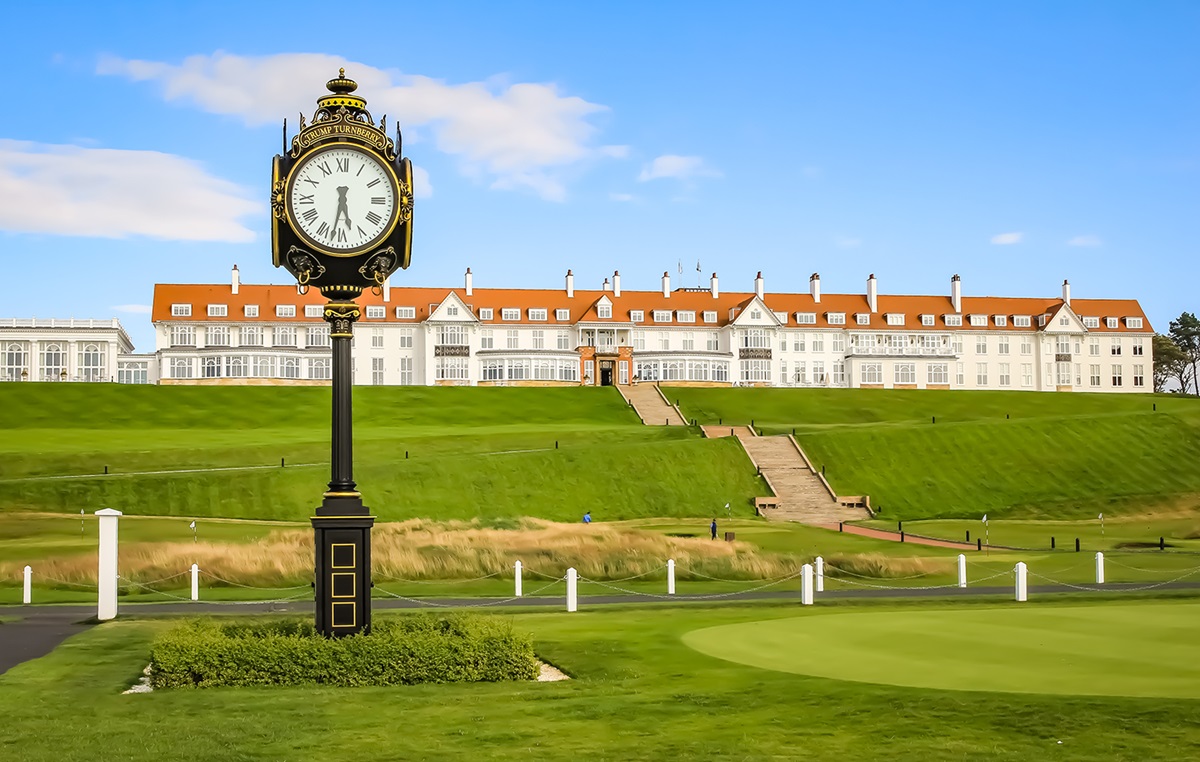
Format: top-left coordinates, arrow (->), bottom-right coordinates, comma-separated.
477,308 -> 493,321
653,310 -> 672,323
1075,363 -> 1083,387
619,361 -> 629,385
399,328 -> 413,348
793,334 -> 806,352
557,331 -> 571,350
994,315 -> 1007,327
739,359 -> 771,383
481,359 -> 504,381
740,329 -> 770,349
75,344 -> 104,382
976,362 -> 988,386
970,315 -> 987,327
241,326 -> 262,346
811,361 -> 825,384
826,312 -> 846,325
207,304 -> 227,317
399,357 -> 414,385
273,326 -> 295,347
438,325 -> 468,346
303,305 -> 322,318
169,357 -> 193,379
999,363 -> 1011,387
1088,337 -> 1100,356
706,332 -> 719,351
773,311 -> 788,325
436,357 -> 469,381
831,360 -> 846,385
792,361 -> 807,384
677,311 -> 696,323
308,357 -> 330,380
855,313 -> 871,325
371,328 -> 384,348
371,357 -> 385,385
1014,315 -> 1031,328
703,311 -> 717,324
810,333 -> 824,352
506,330 -> 519,349
895,363 -> 915,384
219,356 -> 244,378
955,362 -> 965,386
1106,317 -> 1119,329
1133,364 -> 1145,387
658,332 -> 670,350
951,335 -> 963,355
208,326 -> 230,347
480,330 -> 494,349
1110,339 -> 1122,356
1056,361 -> 1072,386
253,356 -> 276,378
597,304 -> 612,319
446,305 -> 459,318
832,334 -> 845,353
976,336 -> 987,354
1060,316 -> 1070,327
529,309 -> 547,321
583,360 -> 594,382
117,362 -> 148,385
860,362 -> 882,385
1111,365 -> 1123,386
886,313 -> 905,326
308,325 -> 330,347
1022,363 -> 1033,387
921,314 -> 935,327
629,310 -> 644,323
1019,338 -> 1031,355
945,315 -> 963,327
280,357 -> 300,380
633,331 -> 646,351
170,325 -> 195,346
1083,317 -> 1100,329
556,309 -> 570,321
750,309 -> 763,320
276,305 -> 296,318
40,343 -> 65,381
1089,364 -> 1101,387
394,306 -> 416,319
501,308 -> 519,321
780,360 -> 789,385
1126,317 -> 1143,329
244,305 -> 259,318
1132,337 -> 1144,356
532,330 -> 545,349
997,336 -> 1009,355
928,363 -> 948,385
171,304 -> 192,317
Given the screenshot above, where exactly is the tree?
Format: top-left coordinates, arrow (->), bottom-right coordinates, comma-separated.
1168,312 -> 1200,396
1153,333 -> 1191,393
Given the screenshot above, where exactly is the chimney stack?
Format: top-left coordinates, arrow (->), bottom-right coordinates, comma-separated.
951,274 -> 962,313
710,272 -> 719,299
1061,279 -> 1071,306
662,271 -> 671,298
866,273 -> 878,313
809,272 -> 821,304
566,269 -> 574,298
231,264 -> 240,295
464,267 -> 473,296
602,277 -> 612,292
613,270 -> 621,297
754,271 -> 764,299
383,275 -> 391,303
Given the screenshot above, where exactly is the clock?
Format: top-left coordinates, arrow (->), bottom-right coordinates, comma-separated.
285,144 -> 399,256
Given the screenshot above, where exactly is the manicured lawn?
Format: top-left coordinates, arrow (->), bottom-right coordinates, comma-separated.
2,598 -> 1199,759
861,516 -> 1200,552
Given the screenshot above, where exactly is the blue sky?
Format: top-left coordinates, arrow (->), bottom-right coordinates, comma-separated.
1,1 -> 1196,351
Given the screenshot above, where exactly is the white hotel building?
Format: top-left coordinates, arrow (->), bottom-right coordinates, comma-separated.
146,266 -> 1154,394
0,317 -> 155,384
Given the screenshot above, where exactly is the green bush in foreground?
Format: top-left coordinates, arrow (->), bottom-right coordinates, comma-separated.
150,615 -> 539,689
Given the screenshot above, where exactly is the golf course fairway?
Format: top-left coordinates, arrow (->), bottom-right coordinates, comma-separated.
683,600 -> 1200,698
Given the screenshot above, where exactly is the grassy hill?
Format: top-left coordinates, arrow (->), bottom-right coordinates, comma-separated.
0,385 -> 767,522
668,387 -> 1200,520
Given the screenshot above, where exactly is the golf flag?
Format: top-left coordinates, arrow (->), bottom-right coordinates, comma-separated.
981,514 -> 988,523
1098,513 -> 1103,520
189,520 -> 196,529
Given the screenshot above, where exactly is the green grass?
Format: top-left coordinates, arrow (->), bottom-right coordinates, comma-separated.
862,516 -> 1200,551
2,599 -> 1200,760
669,387 -> 1200,520
684,600 -> 1200,697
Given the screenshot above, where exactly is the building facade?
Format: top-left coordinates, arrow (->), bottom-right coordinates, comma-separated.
147,267 -> 1154,394
0,318 -> 153,384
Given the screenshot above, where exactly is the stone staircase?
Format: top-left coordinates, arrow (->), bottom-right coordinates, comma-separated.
619,384 -> 687,426
703,426 -> 868,524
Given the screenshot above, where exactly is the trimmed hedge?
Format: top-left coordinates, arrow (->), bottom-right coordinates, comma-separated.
150,614 -> 539,688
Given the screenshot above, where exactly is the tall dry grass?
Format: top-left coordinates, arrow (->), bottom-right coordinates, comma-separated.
3,519 -> 800,588
822,553 -> 949,579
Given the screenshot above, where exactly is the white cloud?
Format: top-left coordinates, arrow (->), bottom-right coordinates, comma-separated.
990,232 -> 1023,245
637,155 -> 721,182
1067,234 -> 1102,247
610,192 -> 635,202
97,52 -> 625,201
0,139 -> 259,242
112,304 -> 152,314
411,165 -> 432,199
834,236 -> 862,249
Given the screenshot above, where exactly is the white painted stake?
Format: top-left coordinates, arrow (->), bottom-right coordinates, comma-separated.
566,567 -> 578,612
191,563 -> 199,601
514,560 -> 523,597
815,556 -> 824,593
801,563 -> 814,605
23,565 -> 31,605
957,554 -> 967,588
1015,561 -> 1028,602
1095,552 -> 1105,585
96,508 -> 122,621
667,559 -> 676,595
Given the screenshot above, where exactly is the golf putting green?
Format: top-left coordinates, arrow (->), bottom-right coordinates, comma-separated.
683,601 -> 1200,698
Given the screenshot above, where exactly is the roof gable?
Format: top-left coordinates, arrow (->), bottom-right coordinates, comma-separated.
426,291 -> 479,323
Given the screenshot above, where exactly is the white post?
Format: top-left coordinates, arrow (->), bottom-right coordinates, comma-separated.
190,563 -> 199,601
566,568 -> 578,612
667,559 -> 676,595
801,563 -> 814,605
96,508 -> 122,621
815,556 -> 824,593
514,560 -> 523,597
1015,561 -> 1028,602
23,566 -> 31,605
957,554 -> 967,588
1095,552 -> 1105,585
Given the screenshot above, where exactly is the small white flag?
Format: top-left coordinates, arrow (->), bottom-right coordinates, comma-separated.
981,514 -> 988,523
1098,513 -> 1103,520
189,521 -> 196,529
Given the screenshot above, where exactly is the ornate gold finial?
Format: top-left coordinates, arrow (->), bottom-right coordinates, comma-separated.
339,67 -> 345,77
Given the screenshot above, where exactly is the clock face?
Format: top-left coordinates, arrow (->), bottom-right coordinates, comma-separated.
286,145 -> 397,255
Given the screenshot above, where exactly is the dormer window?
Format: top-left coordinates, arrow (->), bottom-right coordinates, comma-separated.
598,304 -> 612,319
945,315 -> 963,327
827,312 -> 846,325
366,306 -> 385,319
244,305 -> 259,318
994,315 -> 1007,327
1126,317 -> 1143,329
478,308 -> 493,320
502,308 -> 520,321
529,308 -> 547,321
276,305 -> 296,318
305,305 -> 323,318
855,313 -> 871,325
1083,316 -> 1099,329
1014,315 -> 1031,328
795,313 -> 816,325
207,304 -> 227,317
703,311 -> 717,323
396,306 -> 416,319
556,309 -> 570,321
629,310 -> 644,322
773,311 -> 788,324
920,314 -> 935,326
969,315 -> 987,327
676,310 -> 696,322
171,304 -> 192,317
653,310 -> 671,322
886,313 -> 905,326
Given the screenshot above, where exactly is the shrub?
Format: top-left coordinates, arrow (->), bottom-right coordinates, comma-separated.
149,614 -> 539,689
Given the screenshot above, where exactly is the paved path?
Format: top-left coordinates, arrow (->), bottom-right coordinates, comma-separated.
620,384 -> 687,426
817,523 -> 980,550
6,581 -> 1199,675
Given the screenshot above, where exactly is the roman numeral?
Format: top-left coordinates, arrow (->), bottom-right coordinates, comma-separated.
356,225 -> 367,237
365,211 -> 382,225
303,178 -> 319,187
336,228 -> 348,243
336,157 -> 349,172
366,178 -> 380,188
318,162 -> 332,176
371,197 -> 386,204
316,221 -> 331,238
356,164 -> 365,177
297,193 -> 314,205
302,208 -> 318,222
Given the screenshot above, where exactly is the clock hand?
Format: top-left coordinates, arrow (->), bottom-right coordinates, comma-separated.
335,186 -> 352,228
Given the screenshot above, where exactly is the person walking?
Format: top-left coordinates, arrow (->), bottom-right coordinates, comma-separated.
583,511 -> 592,524
710,518 -> 717,540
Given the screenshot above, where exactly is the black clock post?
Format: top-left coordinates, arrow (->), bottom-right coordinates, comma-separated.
271,70 -> 414,637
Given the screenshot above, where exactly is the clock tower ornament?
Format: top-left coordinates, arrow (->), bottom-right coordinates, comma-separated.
272,70 -> 414,637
